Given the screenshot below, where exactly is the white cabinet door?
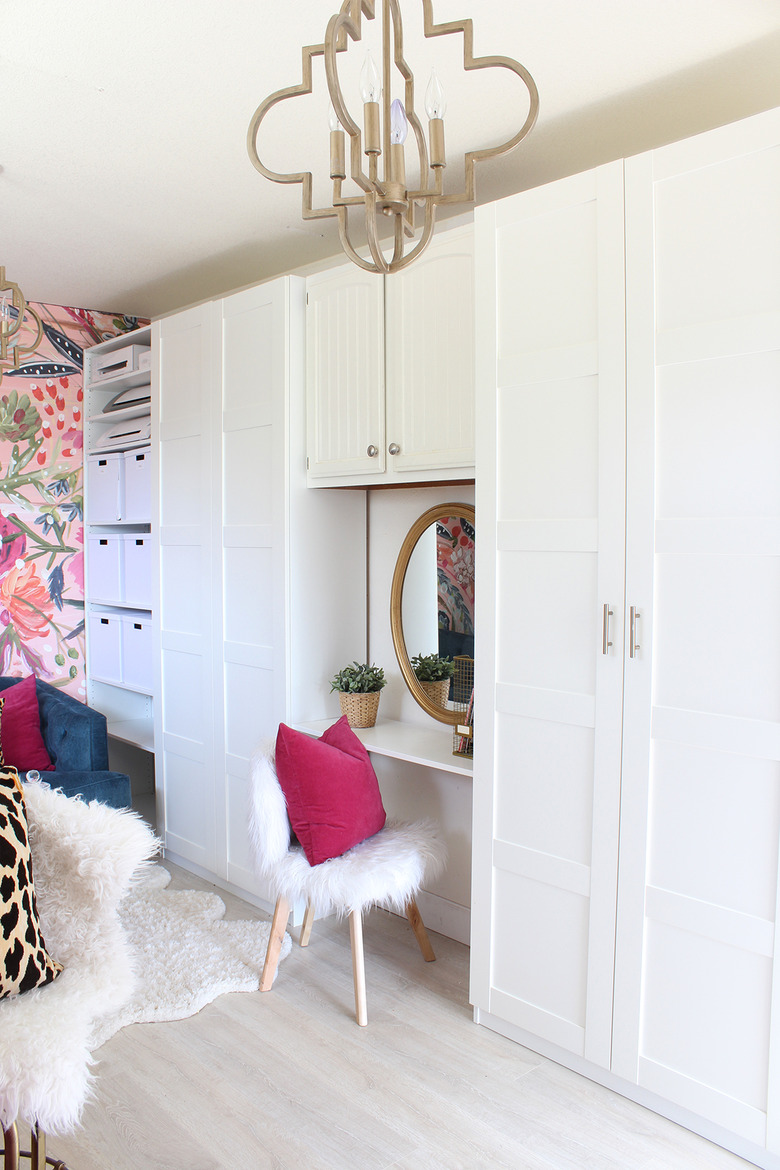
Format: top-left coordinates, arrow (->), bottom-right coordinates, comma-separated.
614,107 -> 780,1153
385,223 -> 475,474
154,303 -> 220,871
306,264 -> 385,480
472,161 -> 627,1067
219,279 -> 293,898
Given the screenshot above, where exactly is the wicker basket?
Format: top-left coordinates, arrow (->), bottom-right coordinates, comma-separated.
338,690 -> 381,728
419,678 -> 451,709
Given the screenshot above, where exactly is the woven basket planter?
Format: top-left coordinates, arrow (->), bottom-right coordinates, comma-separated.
338,690 -> 381,728
418,678 -> 451,709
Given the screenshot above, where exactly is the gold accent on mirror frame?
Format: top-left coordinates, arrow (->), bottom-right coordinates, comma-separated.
390,502 -> 474,724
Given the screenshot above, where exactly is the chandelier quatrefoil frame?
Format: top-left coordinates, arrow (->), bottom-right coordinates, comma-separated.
247,0 -> 539,274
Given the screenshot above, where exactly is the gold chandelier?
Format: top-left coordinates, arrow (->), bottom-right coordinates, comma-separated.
247,0 -> 539,274
0,267 -> 43,387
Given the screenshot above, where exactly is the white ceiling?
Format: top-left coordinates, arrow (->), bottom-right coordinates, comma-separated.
4,0 -> 780,319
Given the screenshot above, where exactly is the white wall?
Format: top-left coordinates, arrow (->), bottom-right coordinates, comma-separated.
367,484 -> 476,943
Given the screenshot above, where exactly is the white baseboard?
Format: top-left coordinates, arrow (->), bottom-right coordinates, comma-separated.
413,888 -> 470,945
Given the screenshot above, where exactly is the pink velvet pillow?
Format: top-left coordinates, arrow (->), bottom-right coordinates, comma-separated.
275,717 -> 386,866
0,675 -> 54,772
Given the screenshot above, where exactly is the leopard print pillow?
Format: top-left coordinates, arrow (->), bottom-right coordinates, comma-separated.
0,766 -> 63,999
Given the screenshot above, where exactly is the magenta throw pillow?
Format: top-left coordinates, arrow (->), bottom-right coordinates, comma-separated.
275,717 -> 386,866
0,675 -> 54,772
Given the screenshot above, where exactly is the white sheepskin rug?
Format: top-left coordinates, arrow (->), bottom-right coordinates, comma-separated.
1,784 -> 290,1139
90,864 -> 292,1049
1,783 -> 158,1136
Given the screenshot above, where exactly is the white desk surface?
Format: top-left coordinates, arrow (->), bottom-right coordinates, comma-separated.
293,717 -> 473,777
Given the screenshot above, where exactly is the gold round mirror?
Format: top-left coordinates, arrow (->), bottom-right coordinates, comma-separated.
390,503 -> 475,724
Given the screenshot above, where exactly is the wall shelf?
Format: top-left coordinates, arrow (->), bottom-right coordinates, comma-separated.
107,717 -> 155,753
294,717 -> 473,777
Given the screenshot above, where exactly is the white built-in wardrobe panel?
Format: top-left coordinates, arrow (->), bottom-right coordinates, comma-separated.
472,161 -> 627,1070
614,109 -> 780,1154
220,281 -> 290,898
154,303 -> 219,871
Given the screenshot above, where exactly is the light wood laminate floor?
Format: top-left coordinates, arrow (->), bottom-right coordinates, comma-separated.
52,863 -> 756,1170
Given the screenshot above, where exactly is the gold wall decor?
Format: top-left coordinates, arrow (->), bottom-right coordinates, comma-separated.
0,267 -> 44,387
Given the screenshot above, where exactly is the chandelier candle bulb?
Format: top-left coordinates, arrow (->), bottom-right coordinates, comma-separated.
425,67 -> 447,119
360,51 -> 382,103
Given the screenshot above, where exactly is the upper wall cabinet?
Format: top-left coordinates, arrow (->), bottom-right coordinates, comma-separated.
306,223 -> 475,487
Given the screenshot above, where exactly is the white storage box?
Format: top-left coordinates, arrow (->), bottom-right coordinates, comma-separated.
88,612 -> 123,684
123,447 -> 152,522
87,534 -> 123,603
122,534 -> 153,609
120,612 -> 153,692
87,452 -> 124,522
92,344 -> 151,383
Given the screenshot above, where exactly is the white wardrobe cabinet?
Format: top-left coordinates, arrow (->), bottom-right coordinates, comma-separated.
306,223 -> 475,487
154,277 -> 366,907
473,105 -> 780,1170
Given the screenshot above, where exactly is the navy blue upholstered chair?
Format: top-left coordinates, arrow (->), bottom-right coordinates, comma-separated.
0,676 -> 131,809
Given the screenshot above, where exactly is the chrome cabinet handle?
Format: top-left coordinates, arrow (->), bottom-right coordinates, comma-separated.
367,445 -> 379,457
629,606 -> 640,658
602,604 -> 613,655
388,442 -> 401,455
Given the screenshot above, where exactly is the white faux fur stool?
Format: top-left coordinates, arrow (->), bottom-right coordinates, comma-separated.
249,739 -> 446,1027
0,781 -> 157,1169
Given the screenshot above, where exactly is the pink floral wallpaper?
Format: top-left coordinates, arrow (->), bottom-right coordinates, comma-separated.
0,303 -> 147,697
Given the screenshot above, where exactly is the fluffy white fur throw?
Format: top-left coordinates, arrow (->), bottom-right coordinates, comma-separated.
0,783 -> 158,1135
248,741 -> 446,917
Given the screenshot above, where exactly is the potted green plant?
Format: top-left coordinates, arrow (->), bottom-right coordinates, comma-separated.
330,661 -> 387,728
411,653 -> 455,709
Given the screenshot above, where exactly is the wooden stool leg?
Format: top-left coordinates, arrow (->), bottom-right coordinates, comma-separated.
349,908 -> 368,1026
300,901 -> 315,947
2,1122 -> 19,1170
405,898 -> 436,962
260,896 -> 290,991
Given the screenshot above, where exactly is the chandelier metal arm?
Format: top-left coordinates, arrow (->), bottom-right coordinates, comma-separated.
247,0 -> 539,274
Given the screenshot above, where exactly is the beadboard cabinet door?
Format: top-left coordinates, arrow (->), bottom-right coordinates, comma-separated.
306,264 -> 386,481
613,107 -> 780,1156
153,302 -> 221,872
384,223 -> 475,474
306,225 -> 475,487
471,160 -> 627,1069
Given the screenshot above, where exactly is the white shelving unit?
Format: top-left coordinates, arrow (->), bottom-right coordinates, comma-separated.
83,326 -> 155,753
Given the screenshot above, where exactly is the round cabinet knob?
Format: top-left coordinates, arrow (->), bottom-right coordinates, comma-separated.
388,442 -> 401,456
367,444 -> 379,457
